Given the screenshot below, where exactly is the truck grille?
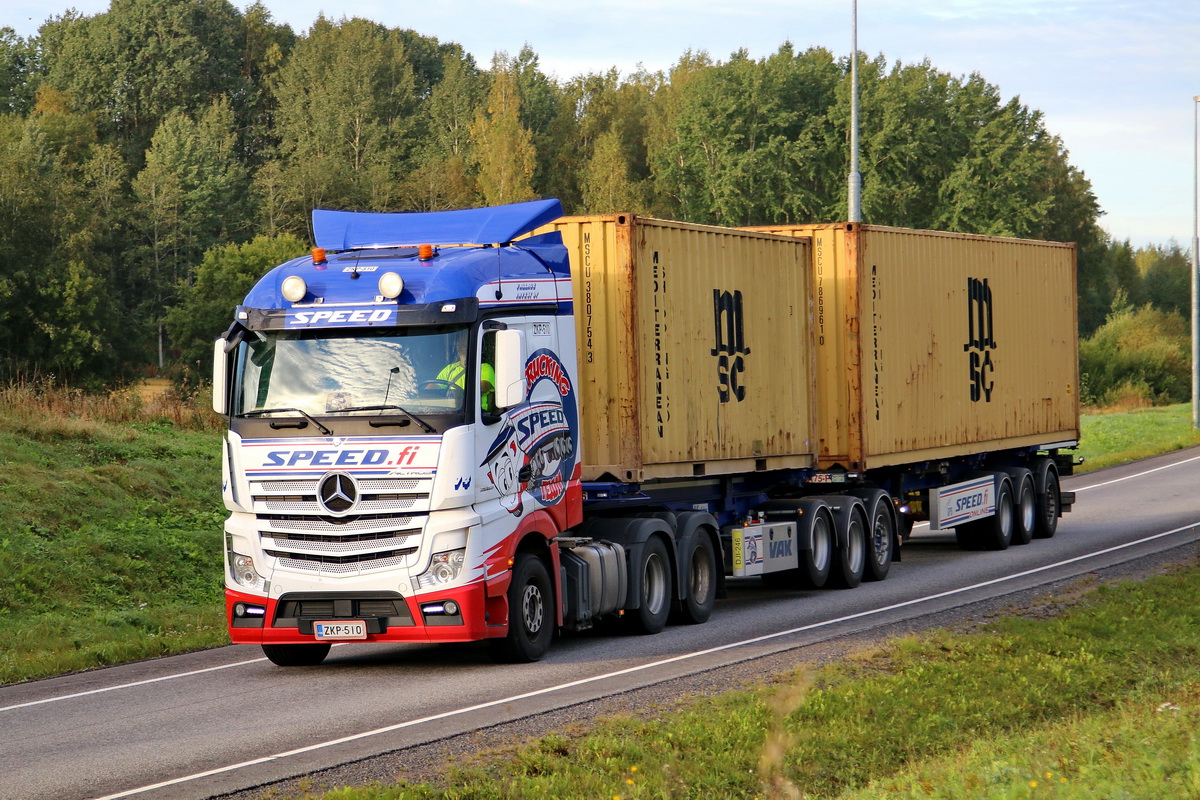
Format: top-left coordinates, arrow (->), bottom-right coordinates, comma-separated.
251,476 -> 431,575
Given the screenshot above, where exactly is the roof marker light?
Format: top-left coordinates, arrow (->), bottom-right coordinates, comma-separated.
378,271 -> 404,299
281,275 -> 307,303
418,244 -> 434,261
311,247 -> 327,266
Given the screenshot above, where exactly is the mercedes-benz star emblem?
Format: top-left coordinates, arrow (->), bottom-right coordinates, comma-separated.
318,472 -> 358,515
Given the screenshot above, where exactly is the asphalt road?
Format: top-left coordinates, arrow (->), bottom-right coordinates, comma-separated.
3,448 -> 1199,800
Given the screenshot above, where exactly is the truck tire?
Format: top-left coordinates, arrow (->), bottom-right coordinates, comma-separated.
628,536 -> 672,634
261,643 -> 331,667
956,476 -> 1014,551
828,505 -> 867,589
863,493 -> 896,581
1033,460 -> 1061,539
490,552 -> 554,663
1009,470 -> 1036,546
801,504 -> 835,588
675,531 -> 716,625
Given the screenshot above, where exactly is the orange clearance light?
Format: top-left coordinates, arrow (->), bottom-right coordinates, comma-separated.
311,247 -> 327,267
418,243 -> 434,261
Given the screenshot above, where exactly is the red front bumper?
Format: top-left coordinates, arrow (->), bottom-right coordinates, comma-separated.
226,581 -> 509,646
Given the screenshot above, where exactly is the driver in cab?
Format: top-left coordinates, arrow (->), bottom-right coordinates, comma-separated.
430,336 -> 495,412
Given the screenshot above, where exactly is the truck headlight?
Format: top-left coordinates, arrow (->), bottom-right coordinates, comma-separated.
227,536 -> 269,593
416,549 -> 466,589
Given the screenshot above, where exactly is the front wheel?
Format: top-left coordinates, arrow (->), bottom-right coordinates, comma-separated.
262,643 -> 331,667
490,552 -> 554,663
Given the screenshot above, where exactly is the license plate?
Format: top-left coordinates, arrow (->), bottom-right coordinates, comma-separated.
313,620 -> 367,640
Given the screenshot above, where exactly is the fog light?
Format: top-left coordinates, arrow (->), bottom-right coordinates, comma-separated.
443,600 -> 459,616
234,602 -> 246,617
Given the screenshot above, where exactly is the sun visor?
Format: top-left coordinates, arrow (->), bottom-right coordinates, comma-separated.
313,198 -> 564,251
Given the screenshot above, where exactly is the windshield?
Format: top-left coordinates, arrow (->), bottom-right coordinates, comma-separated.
233,326 -> 471,421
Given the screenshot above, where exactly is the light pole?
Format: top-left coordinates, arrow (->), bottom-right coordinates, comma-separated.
1193,95 -> 1199,428
848,0 -> 861,223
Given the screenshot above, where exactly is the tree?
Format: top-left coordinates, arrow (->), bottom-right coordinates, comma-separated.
0,27 -> 40,115
580,130 -> 645,213
1079,300 -> 1190,407
41,0 -> 248,162
165,233 -> 306,369
471,54 -> 536,206
269,17 -> 418,234
133,99 -> 248,365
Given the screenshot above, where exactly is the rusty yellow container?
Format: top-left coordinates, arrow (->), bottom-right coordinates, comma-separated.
745,222 -> 1079,471
535,215 -> 817,482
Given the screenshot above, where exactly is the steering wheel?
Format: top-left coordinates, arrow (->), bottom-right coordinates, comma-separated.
421,378 -> 465,404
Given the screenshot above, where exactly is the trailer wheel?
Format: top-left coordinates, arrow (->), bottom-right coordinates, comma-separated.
1011,472 -> 1036,546
629,536 -> 672,634
828,506 -> 867,589
1033,461 -> 1061,539
261,643 -> 331,667
957,477 -> 1014,551
864,496 -> 895,581
801,504 -> 835,588
675,532 -> 716,625
490,552 -> 554,663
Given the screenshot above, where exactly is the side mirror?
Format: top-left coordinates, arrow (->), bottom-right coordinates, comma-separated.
212,338 -> 229,415
493,329 -> 525,410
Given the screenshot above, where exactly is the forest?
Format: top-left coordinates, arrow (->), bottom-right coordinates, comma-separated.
0,0 -> 1189,405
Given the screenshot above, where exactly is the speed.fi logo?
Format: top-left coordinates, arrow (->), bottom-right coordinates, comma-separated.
481,348 -> 578,516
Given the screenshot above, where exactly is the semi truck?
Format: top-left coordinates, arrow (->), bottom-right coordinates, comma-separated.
212,199 -> 1078,666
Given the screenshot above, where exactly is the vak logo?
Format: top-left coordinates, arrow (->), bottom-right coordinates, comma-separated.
482,348 -> 578,514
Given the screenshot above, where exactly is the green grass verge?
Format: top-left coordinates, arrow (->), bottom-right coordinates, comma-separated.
0,412 -> 226,684
1077,402 -> 1200,472
276,566 -> 1200,800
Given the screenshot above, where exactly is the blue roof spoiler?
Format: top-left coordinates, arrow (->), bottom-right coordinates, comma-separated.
312,198 -> 564,251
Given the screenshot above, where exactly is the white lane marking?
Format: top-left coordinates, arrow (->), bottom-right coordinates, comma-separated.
90,520 -> 1200,800
12,452 -> 1197,716
1072,452 -> 1200,493
0,658 -> 269,713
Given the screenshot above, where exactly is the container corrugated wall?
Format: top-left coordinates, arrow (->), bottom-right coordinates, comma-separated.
537,215 -> 817,482
747,223 -> 1079,470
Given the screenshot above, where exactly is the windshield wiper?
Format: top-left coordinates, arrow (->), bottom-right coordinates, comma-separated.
241,407 -> 333,436
324,404 -> 436,434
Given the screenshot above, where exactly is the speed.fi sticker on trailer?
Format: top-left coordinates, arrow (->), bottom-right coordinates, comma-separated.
241,436 -> 440,477
481,348 -> 578,516
930,476 -> 996,529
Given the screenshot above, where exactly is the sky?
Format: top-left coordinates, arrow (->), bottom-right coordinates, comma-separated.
6,0 -> 1200,249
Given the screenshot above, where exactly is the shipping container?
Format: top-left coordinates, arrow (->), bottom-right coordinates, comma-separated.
536,215 -> 817,482
743,222 -> 1079,471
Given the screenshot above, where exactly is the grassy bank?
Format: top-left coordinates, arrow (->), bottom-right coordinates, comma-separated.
0,383 -> 226,684
1076,402 -> 1200,472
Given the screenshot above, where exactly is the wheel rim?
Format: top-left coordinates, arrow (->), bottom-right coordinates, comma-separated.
812,515 -> 832,570
871,510 -> 891,566
1045,477 -> 1059,523
644,551 -> 668,615
521,582 -> 544,635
